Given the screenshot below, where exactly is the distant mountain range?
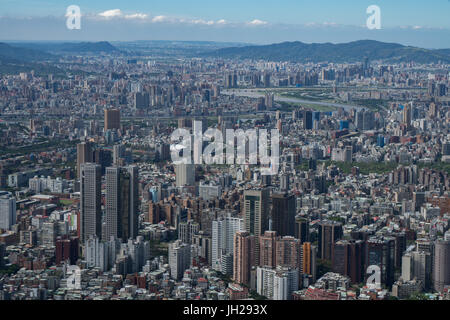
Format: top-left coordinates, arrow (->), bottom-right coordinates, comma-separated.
9,41 -> 120,54
46,41 -> 119,53
0,41 -> 119,74
0,42 -> 55,62
204,40 -> 450,64
1,39 -> 449,75
113,40 -> 249,57
0,42 -> 57,75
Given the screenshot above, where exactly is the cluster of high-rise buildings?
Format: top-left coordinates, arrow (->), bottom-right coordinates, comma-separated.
0,46 -> 449,301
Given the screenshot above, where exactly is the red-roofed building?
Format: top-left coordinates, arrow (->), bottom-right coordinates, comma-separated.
227,283 -> 249,300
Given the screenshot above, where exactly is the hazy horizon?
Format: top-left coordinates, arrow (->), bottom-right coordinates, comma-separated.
0,39 -> 450,50
1,0 -> 449,49
2,38 -> 449,52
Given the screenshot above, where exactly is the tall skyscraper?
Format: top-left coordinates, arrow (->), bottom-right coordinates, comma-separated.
263,71 -> 271,87
175,163 -> 195,187
259,231 -> 278,268
55,236 -> 79,265
403,102 -> 412,129
169,240 -> 191,280
113,144 -> 124,166
127,166 -> 139,241
192,231 -> 212,266
244,188 -> 269,265
212,215 -> 244,272
233,231 -> 256,286
276,236 -> 301,269
271,193 -> 296,237
133,92 -> 150,109
280,173 -> 290,192
93,148 -> 112,175
294,216 -> 309,243
355,109 -> 375,131
300,242 -> 317,281
332,239 -> 364,284
365,236 -> 395,287
318,220 -> 343,261
257,266 -> 298,300
344,145 -> 353,163
243,188 -> 269,237
392,232 -> 407,269
433,239 -> 450,292
0,191 -> 16,231
85,236 -> 116,272
402,251 -> 432,290
104,109 -> 121,131
77,142 -> 93,179
436,83 -> 447,97
355,110 -> 364,130
265,92 -> 274,108
401,253 -> 413,282
80,163 -> 102,243
303,111 -> 313,130
104,166 -> 139,242
225,72 -> 238,89
442,141 -> 450,156
178,220 -> 200,244
104,166 -> 120,241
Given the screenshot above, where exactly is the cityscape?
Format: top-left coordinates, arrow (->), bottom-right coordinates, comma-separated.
0,0 -> 450,305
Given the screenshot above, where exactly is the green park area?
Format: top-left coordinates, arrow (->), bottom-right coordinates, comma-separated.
59,199 -> 75,206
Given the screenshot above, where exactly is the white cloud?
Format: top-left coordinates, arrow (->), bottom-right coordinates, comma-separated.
94,12 -> 261,27
151,16 -> 217,25
98,9 -> 122,18
125,13 -> 148,20
247,19 -> 268,26
152,15 -> 172,23
97,9 -> 148,20
191,19 -> 215,25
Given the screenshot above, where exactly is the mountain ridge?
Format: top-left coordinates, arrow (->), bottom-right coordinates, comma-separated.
0,43 -> 60,75
0,42 -> 55,62
4,41 -> 120,55
204,40 -> 450,63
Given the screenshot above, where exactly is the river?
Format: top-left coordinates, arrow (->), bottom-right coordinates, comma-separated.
222,89 -> 362,111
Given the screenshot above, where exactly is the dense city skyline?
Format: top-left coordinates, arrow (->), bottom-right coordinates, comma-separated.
0,0 -> 449,306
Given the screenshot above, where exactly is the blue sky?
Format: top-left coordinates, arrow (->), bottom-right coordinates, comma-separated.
0,0 -> 449,47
